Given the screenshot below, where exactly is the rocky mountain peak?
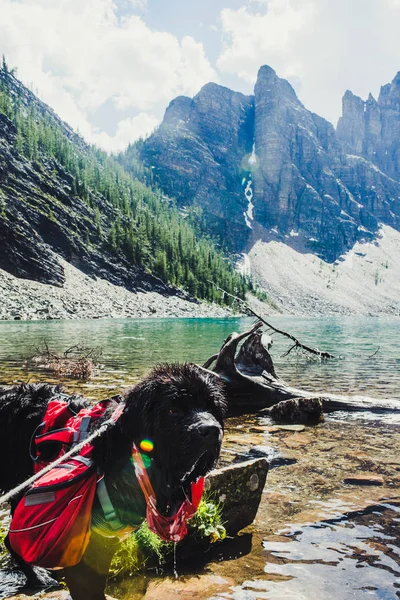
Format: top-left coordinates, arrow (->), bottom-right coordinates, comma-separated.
255,64 -> 299,104
139,77 -> 254,248
139,66 -> 400,263
163,95 -> 192,126
338,70 -> 400,179
391,70 -> 400,89
342,89 -> 364,112
379,73 -> 400,106
257,64 -> 276,79
336,90 -> 365,153
196,81 -> 232,97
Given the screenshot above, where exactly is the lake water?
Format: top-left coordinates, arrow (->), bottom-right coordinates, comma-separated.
0,316 -> 399,600
1,315 -> 400,402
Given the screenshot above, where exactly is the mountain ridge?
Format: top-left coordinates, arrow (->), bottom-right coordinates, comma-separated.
138,66 -> 400,264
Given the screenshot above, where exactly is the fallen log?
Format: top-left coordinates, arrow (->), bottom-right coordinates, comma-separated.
201,323 -> 400,415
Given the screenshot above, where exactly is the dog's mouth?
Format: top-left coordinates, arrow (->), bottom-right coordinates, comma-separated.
180,452 -> 211,507
181,448 -> 214,486
156,447 -> 219,517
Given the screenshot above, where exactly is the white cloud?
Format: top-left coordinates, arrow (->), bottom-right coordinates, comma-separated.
0,0 -> 216,150
122,0 -> 148,9
217,0 -> 400,125
218,0 -> 313,84
92,113 -> 160,152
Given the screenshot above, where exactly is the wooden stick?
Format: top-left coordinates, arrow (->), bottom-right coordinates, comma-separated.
208,281 -> 335,359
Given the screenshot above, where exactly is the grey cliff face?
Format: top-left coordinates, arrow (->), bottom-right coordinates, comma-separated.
337,72 -> 400,180
336,90 -> 366,154
251,67 -> 382,261
140,66 -> 400,262
140,83 -> 254,247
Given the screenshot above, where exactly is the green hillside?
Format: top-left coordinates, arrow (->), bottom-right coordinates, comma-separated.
0,59 -> 247,306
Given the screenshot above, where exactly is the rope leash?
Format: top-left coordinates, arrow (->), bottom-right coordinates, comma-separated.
0,418 -> 116,507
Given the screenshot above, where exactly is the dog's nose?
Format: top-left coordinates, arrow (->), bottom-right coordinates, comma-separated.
198,424 -> 220,441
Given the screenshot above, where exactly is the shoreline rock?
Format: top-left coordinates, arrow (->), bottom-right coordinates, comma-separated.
0,256 -> 236,321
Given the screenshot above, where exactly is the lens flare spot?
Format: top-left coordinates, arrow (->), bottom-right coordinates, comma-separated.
140,439 -> 154,452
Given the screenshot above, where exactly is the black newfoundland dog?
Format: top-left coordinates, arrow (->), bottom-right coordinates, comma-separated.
0,363 -> 226,600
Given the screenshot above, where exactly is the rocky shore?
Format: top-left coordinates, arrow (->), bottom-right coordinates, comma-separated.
0,256 -> 233,321
5,225 -> 400,321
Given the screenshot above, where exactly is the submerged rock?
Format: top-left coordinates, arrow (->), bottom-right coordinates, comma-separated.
269,424 -> 306,432
269,397 -> 324,425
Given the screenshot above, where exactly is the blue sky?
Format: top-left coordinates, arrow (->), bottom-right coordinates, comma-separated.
1,0 -> 400,151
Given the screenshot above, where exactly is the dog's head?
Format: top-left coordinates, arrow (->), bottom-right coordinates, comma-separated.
105,363 -> 226,516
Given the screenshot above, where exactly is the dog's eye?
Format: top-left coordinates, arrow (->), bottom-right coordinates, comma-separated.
168,407 -> 182,417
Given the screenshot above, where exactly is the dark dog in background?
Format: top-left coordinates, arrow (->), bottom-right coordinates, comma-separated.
0,363 -> 226,600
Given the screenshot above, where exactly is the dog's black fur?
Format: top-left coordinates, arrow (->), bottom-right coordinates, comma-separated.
0,363 -> 226,600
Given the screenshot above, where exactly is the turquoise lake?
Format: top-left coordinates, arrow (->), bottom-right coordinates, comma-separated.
0,315 -> 399,402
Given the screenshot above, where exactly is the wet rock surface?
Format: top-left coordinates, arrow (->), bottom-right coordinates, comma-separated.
269,397 -> 324,424
204,458 -> 269,536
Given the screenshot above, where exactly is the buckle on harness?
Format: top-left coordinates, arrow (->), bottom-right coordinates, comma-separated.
73,416 -> 91,444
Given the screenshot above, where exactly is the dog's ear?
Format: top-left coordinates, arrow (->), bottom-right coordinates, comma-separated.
190,365 -> 227,423
119,377 -> 160,442
94,382 -> 157,470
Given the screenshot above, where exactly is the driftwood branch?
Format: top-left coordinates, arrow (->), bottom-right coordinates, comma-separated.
202,354 -> 218,369
281,343 -> 297,358
208,281 -> 335,359
200,323 -> 400,417
25,342 -> 103,380
367,346 -> 380,359
212,321 -> 264,374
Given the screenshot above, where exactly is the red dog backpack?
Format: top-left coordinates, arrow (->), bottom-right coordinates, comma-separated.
8,397 -> 123,568
8,456 -> 97,568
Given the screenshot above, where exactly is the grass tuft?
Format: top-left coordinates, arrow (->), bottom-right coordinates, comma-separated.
109,496 -> 226,579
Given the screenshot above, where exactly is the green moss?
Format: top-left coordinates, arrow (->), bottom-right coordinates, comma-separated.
109,522 -> 169,579
109,532 -> 142,578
